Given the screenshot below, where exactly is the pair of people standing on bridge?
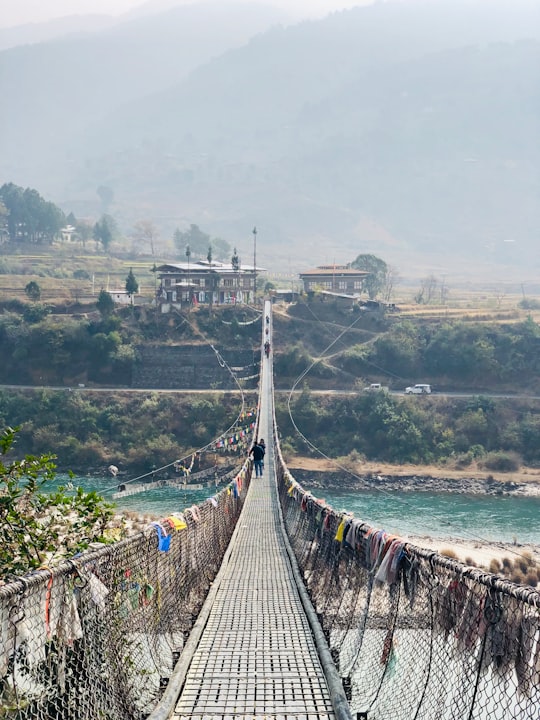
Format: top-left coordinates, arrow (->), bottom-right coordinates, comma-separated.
250,438 -> 265,477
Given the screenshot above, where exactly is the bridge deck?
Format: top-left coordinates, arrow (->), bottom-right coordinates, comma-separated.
172,307 -> 336,719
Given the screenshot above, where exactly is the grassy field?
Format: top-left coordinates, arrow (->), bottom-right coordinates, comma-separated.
0,247 -> 159,303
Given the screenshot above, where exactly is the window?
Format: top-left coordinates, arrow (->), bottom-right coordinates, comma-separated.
324,281 -> 332,289
354,281 -> 362,289
164,278 -> 171,287
338,281 -> 347,290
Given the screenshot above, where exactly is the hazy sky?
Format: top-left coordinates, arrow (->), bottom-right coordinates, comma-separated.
0,0 -> 375,29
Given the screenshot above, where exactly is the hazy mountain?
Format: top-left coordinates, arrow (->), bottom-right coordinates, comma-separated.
1,0 -> 539,277
0,2 -> 287,187
0,15 -> 115,51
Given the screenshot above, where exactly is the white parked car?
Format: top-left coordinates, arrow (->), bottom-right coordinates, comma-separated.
405,383 -> 432,394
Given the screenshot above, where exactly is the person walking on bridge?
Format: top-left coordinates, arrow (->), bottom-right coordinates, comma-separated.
258,438 -> 266,471
249,439 -> 265,477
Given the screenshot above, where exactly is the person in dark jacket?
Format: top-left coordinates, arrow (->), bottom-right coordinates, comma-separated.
249,440 -> 265,477
258,439 -> 266,471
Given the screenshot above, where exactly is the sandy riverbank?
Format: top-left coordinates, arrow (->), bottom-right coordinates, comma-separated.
403,534 -> 540,572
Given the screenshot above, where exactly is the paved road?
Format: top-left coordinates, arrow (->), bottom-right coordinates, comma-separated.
1,384 -> 538,400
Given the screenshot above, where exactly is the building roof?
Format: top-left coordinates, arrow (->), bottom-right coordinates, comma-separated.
157,261 -> 263,274
319,290 -> 361,300
298,267 -> 370,277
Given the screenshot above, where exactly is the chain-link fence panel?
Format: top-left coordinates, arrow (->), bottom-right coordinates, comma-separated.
0,464 -> 250,719
275,454 -> 540,720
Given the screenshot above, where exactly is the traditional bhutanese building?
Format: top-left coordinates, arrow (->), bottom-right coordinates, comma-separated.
156,260 -> 264,312
298,265 -> 369,295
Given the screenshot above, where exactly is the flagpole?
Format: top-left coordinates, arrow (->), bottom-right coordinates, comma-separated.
252,226 -> 257,306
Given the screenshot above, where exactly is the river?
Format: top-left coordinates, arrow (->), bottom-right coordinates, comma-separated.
56,473 -> 540,546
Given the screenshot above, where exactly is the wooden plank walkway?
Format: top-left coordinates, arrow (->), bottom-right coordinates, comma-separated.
171,306 -> 337,719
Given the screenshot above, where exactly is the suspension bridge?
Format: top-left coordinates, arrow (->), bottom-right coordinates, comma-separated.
1,301 -> 539,719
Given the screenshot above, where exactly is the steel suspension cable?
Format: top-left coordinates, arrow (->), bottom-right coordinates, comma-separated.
285,309 -> 538,563
103,311 -> 251,493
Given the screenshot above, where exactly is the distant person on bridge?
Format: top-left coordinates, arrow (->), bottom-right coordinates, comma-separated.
258,438 -> 266,471
249,440 -> 265,477
264,341 -> 270,357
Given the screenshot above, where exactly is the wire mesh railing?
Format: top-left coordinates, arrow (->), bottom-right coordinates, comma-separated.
0,463 -> 250,719
274,446 -> 540,719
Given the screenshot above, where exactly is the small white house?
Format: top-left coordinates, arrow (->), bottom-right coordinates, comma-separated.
60,225 -> 77,242
109,290 -> 134,305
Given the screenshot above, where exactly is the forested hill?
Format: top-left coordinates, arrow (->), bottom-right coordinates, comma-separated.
1,298 -> 540,393
1,0 -> 539,277
1,300 -> 540,474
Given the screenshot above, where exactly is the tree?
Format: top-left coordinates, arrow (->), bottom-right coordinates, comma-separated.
133,219 -> 158,257
93,214 -> 116,252
125,268 -> 139,303
0,426 -> 115,576
173,227 -> 183,250
151,262 -> 158,294
75,219 -> 93,248
415,275 -> 438,305
96,289 -> 115,317
173,224 -> 211,256
23,303 -> 49,323
351,254 -> 388,299
207,245 -> 213,264
0,182 -> 65,243
25,280 -> 41,301
0,199 -> 9,242
381,265 -> 400,303
212,236 -> 231,261
231,247 -> 240,271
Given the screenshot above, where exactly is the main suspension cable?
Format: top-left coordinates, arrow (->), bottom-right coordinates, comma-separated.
285,309 -> 537,563
102,310 -> 253,493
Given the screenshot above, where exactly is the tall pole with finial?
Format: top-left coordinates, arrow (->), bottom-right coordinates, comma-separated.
186,243 -> 191,309
252,226 -> 257,306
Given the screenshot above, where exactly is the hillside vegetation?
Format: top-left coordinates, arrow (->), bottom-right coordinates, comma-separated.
0,297 -> 540,478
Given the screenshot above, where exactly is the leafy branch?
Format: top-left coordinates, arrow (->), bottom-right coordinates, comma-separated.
0,426 -> 116,578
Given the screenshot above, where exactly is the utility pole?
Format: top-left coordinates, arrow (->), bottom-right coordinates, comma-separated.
252,226 -> 257,306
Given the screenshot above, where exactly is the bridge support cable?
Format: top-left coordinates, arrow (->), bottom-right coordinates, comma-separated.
153,299 -> 351,719
103,311 -> 253,498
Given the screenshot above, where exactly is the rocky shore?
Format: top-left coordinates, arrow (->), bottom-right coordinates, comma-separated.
290,468 -> 540,497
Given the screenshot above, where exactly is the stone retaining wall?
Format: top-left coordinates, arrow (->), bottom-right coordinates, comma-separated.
132,344 -> 259,389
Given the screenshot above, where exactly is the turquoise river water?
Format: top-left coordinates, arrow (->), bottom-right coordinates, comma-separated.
56,474 -> 540,546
